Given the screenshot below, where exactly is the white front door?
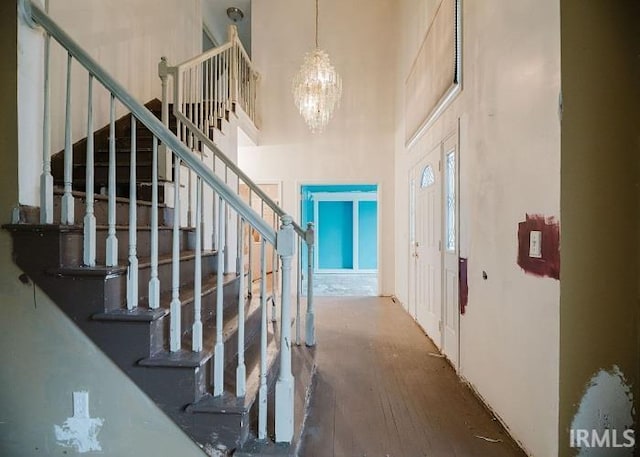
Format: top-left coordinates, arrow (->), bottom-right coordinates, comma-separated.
411,144 -> 442,347
409,132 -> 460,364
441,135 -> 459,369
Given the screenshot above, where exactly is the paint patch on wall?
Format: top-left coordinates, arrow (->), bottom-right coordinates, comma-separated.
570,366 -> 635,456
517,214 -> 560,280
54,392 -> 104,453
459,257 -> 468,315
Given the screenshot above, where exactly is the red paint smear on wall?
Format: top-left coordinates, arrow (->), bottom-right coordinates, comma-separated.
459,257 -> 468,315
517,214 -> 560,280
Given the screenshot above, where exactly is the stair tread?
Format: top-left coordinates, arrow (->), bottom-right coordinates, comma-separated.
92,272 -> 237,324
53,187 -> 173,206
93,307 -> 168,322
52,249 -> 217,275
84,161 -> 155,167
140,271 -> 236,309
235,440 -> 293,457
187,335 -> 279,414
139,292 -> 262,368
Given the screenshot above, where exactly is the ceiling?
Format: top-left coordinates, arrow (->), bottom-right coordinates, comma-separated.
202,0 -> 252,54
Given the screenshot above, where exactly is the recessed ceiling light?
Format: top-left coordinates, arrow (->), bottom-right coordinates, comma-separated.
226,7 -> 244,22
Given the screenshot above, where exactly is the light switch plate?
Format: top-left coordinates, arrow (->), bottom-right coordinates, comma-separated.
529,231 -> 542,258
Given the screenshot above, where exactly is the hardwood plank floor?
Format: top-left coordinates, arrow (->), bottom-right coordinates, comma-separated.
298,296 -> 527,457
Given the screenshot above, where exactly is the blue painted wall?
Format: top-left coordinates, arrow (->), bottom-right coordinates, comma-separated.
358,201 -> 378,269
300,184 -> 378,271
318,201 -> 354,269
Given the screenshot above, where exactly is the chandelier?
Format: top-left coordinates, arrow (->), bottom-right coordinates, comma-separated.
292,0 -> 342,133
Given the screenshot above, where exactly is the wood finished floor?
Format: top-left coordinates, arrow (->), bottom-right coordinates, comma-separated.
298,297 -> 527,457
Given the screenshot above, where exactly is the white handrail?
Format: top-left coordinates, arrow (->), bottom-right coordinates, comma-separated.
175,42 -> 233,70
24,1 -> 315,446
29,2 -> 277,245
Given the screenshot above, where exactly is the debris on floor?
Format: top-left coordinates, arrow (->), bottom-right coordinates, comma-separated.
475,435 -> 503,443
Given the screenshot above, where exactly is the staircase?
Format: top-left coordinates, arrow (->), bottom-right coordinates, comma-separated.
50,99 -> 172,201
9,2 -> 317,456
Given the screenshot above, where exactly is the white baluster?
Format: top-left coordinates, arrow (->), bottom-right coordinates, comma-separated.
192,178 -> 203,352
236,181 -> 241,276
187,168 -> 193,227
213,198 -> 226,396
212,190 -> 218,251
105,95 -> 118,266
127,117 -> 138,310
170,157 -> 182,352
148,137 -> 160,309
158,56 -> 172,182
61,52 -> 74,224
204,60 -> 210,134
214,55 -> 219,120
236,218 -> 246,397
208,59 -> 214,134
296,237 -> 301,346
199,63 -> 204,134
271,211 -> 277,322
275,215 -> 295,443
258,238 -> 268,440
224,169 -> 230,271
247,189 -> 253,294
306,222 -> 316,346
83,75 -> 96,266
40,31 -> 53,224
159,57 -> 169,130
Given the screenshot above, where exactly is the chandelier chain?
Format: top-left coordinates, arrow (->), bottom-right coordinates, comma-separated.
315,0 -> 319,48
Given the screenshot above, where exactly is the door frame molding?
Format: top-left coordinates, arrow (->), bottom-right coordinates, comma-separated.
408,126 -> 460,366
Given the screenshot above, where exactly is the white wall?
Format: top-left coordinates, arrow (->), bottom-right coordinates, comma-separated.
239,0 -> 397,295
18,0 -> 201,206
18,8 -> 44,207
394,1 -> 561,456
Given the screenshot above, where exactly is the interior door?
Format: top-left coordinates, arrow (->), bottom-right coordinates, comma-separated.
412,145 -> 442,347
442,136 -> 459,369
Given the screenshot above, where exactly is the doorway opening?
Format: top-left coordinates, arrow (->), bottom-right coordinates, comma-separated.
301,184 -> 379,296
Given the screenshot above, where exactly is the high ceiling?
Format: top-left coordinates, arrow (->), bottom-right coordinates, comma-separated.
202,0 -> 252,53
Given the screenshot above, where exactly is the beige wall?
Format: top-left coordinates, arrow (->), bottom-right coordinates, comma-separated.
394,1 -> 561,455
559,1 -> 639,455
239,0 -> 397,295
2,5 -> 205,456
18,0 -> 201,206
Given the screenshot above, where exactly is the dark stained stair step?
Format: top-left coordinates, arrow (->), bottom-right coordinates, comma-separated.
52,188 -> 174,226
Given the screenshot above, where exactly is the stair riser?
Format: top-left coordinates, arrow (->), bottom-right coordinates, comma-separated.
103,253 -> 218,311
67,164 -> 154,183
92,319 -> 165,368
8,226 -> 84,268
134,364 -> 209,415
178,275 -> 240,342
94,227 -> 192,265
222,302 -> 263,375
53,194 -> 174,226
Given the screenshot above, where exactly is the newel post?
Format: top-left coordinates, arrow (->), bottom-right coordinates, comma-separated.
158,56 -> 172,181
305,222 -> 316,346
227,25 -> 239,105
275,215 -> 295,443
